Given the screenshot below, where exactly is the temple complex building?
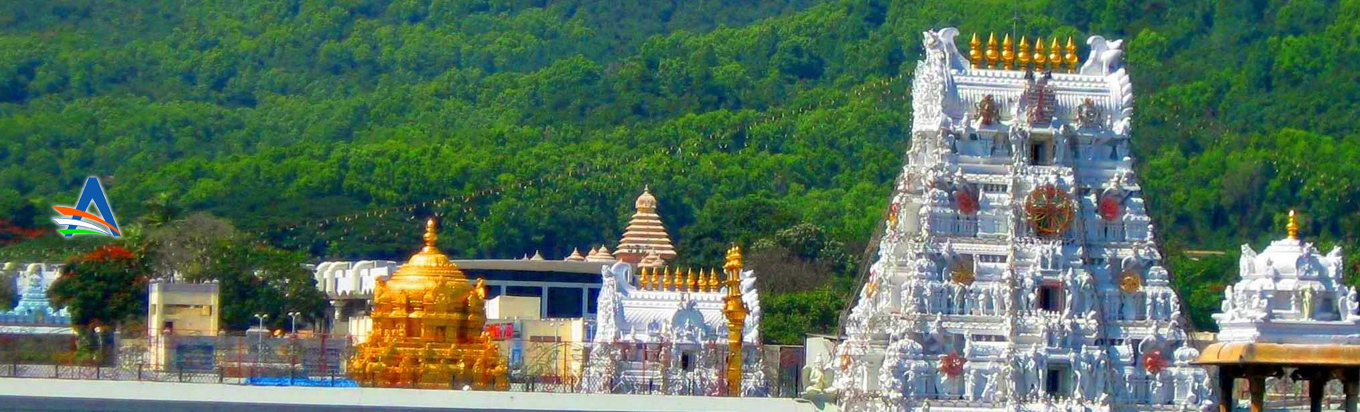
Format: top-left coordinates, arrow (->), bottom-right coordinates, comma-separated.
582,246 -> 765,396
1196,212 -> 1359,412
347,219 -> 507,389
317,259 -> 605,343
828,29 -> 1209,412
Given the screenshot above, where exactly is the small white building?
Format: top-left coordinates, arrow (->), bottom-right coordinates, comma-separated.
582,259 -> 764,396
1196,212 -> 1359,412
1212,212 -> 1359,343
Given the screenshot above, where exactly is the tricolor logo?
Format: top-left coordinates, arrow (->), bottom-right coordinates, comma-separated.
52,177 -> 122,238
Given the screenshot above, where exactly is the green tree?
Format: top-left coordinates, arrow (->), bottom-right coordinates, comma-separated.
204,240 -> 327,332
47,245 -> 151,346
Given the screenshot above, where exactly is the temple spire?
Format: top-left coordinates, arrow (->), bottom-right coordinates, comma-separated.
614,186 -> 677,264
1287,210 -> 1299,240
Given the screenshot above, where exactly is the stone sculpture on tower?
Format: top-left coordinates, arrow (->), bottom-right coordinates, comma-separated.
830,28 -> 1211,412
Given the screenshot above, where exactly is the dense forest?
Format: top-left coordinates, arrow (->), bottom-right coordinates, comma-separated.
1,0 -> 1357,342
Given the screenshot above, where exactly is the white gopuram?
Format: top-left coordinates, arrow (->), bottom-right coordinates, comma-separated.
829,29 -> 1211,412
1213,211 -> 1359,343
583,259 -> 765,396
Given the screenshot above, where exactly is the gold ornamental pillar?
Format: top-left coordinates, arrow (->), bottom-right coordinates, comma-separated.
721,245 -> 748,397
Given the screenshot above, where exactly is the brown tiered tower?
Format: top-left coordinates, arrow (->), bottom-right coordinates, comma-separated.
613,186 -> 677,264
347,218 -> 508,390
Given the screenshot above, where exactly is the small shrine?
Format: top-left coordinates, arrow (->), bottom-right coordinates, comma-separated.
1197,211 -> 1360,412
583,246 -> 765,396
347,218 -> 508,390
0,263 -> 70,327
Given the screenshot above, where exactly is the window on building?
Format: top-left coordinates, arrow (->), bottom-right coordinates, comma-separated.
681,351 -> 695,371
546,287 -> 584,318
1030,140 -> 1053,165
982,183 -> 1008,193
1039,285 -> 1062,311
978,255 -> 1007,264
587,288 -> 600,315
485,285 -> 503,300
1045,366 -> 1069,396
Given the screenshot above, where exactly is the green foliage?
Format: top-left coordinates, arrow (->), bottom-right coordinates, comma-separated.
1,0 -> 1358,336
761,286 -> 847,345
204,240 -> 328,331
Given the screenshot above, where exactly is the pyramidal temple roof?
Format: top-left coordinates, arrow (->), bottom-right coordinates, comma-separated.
614,186 -> 677,264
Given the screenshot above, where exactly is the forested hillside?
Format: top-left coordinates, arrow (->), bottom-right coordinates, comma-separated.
1,0 -> 1358,340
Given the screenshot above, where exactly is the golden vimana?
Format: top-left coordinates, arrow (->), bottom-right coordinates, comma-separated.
347,218 -> 508,390
968,32 -> 1081,73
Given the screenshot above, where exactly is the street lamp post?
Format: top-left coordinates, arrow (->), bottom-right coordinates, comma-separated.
253,314 -> 269,344
288,312 -> 301,336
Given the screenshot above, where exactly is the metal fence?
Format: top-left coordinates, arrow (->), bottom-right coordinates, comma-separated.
0,331 -> 355,386
0,333 -> 807,397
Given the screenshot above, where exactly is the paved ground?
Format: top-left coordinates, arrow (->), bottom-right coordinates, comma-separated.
0,378 -> 821,412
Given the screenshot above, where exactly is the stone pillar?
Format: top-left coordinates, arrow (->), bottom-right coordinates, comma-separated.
1249,375 -> 1265,412
541,287 -> 549,318
581,287 -> 589,317
1344,368 -> 1358,412
1309,372 -> 1326,412
1219,367 -> 1234,412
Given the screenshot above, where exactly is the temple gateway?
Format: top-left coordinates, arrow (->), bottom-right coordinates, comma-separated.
828,28 -> 1210,412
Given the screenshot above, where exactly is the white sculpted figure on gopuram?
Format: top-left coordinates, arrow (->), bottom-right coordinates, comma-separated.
828,28 -> 1211,412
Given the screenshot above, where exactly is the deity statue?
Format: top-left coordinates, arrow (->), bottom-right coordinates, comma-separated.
802,356 -> 840,403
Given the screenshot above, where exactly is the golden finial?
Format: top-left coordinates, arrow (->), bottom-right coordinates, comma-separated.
422,218 -> 439,252
662,267 -> 672,290
1064,37 -> 1079,73
639,267 -> 651,289
1001,34 -> 1014,70
969,33 -> 982,68
705,269 -> 716,292
1033,37 -> 1047,70
687,268 -> 697,292
1018,36 -> 1031,71
1048,38 -> 1061,72
724,245 -> 744,273
1287,210 -> 1299,240
650,267 -> 661,290
985,33 -> 999,68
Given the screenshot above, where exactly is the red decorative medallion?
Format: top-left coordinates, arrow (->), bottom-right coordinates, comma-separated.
1098,194 -> 1122,221
938,352 -> 966,377
1143,350 -> 1167,374
1025,185 -> 1075,237
955,189 -> 979,215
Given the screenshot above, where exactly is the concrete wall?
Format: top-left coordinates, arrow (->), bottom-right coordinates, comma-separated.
488,296 -> 541,320
0,378 -> 821,412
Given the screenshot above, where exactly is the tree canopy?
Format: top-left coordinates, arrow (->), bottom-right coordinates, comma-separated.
2,0 -> 1359,336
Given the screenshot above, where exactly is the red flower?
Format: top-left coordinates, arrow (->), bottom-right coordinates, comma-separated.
83,245 -> 136,262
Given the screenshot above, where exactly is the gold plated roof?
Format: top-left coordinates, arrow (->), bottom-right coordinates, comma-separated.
1194,342 -> 1360,366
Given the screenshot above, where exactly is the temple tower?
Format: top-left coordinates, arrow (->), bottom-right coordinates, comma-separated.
614,187 -> 677,265
829,28 -> 1210,412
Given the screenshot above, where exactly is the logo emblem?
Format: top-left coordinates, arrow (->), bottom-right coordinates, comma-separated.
51,177 -> 122,238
